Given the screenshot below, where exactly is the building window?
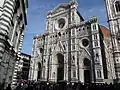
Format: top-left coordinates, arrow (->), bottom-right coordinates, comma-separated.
72,39 -> 75,50
118,73 -> 120,78
94,41 -> 98,47
15,0 -> 20,9
52,72 -> 55,78
83,27 -> 85,30
72,29 -> 75,36
44,49 -> 47,54
19,14 -> 22,20
82,39 -> 89,47
43,67 -> 45,79
44,59 -> 46,63
96,53 -> 99,57
9,26 -> 13,40
49,48 -> 51,53
73,70 -> 76,77
97,70 -> 102,78
58,32 -> 61,36
94,34 -> 98,40
63,44 -> 66,50
96,53 -> 99,61
93,24 -> 97,30
115,1 -> 120,13
58,18 -> 65,29
72,38 -> 75,43
40,48 -> 43,53
72,56 -> 75,63
13,32 -> 18,46
87,26 -> 90,30
72,44 -> 75,50
72,12 -> 74,21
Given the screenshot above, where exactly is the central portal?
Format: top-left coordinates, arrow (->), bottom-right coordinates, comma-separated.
84,58 -> 91,83
57,53 -> 64,82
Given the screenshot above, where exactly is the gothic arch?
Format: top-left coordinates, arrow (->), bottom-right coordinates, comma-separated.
55,51 -> 64,56
114,0 -> 120,13
83,58 -> 91,83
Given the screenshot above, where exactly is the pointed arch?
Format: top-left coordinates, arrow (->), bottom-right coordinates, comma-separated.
83,58 -> 91,83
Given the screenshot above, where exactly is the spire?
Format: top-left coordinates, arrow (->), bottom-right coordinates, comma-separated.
71,0 -> 78,7
72,0 -> 76,3
72,0 -> 77,4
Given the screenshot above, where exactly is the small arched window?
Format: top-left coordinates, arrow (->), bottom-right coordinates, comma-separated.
63,44 -> 66,50
73,70 -> 76,77
52,72 -> 55,78
40,48 -> 43,53
93,24 -> 96,30
72,56 -> 75,63
38,62 -> 41,71
97,70 -> 102,78
115,1 -> 120,13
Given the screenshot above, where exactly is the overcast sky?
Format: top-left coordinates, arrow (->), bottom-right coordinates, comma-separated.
22,0 -> 108,55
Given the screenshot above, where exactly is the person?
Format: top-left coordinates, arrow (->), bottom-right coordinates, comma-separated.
6,84 -> 11,90
21,82 -> 28,90
1,82 -> 5,90
15,83 -> 22,90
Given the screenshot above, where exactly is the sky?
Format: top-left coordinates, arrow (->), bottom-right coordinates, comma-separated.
22,0 -> 108,55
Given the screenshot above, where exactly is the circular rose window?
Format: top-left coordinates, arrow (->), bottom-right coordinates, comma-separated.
58,18 -> 65,29
82,39 -> 89,47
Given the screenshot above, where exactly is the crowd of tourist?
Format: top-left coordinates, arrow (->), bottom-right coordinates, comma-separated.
2,80 -> 120,90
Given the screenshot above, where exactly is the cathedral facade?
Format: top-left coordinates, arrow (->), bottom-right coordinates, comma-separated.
29,0 -> 115,83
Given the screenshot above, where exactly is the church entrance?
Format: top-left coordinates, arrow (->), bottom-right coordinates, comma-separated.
37,62 -> 41,80
83,58 -> 91,83
57,53 -> 64,82
84,70 -> 91,83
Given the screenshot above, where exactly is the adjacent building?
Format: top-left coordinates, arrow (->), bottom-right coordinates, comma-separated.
105,0 -> 120,82
29,0 -> 115,83
99,25 -> 116,83
12,53 -> 31,86
0,0 -> 28,87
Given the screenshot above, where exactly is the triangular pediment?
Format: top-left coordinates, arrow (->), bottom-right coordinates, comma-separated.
52,3 -> 69,14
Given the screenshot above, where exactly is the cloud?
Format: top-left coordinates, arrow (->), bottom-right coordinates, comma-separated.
28,0 -> 56,15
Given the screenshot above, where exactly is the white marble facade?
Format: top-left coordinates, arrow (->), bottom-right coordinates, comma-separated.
29,0 -> 115,83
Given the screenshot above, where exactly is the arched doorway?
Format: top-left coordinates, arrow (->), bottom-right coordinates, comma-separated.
83,58 -> 91,83
37,62 -> 41,80
57,53 -> 64,82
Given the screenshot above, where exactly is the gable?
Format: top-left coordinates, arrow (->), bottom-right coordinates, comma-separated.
52,3 -> 70,14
